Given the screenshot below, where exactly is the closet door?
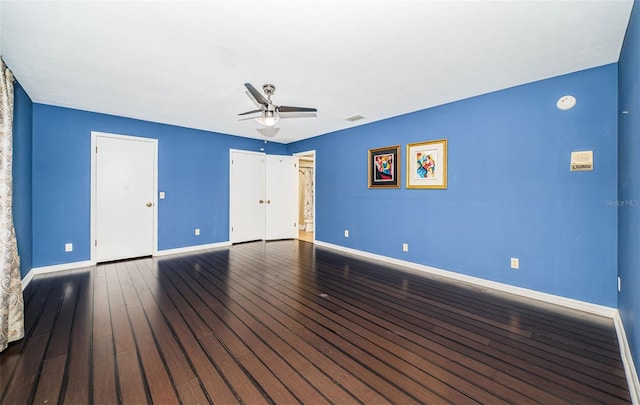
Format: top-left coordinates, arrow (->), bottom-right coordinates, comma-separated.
230,150 -> 298,243
265,155 -> 297,240
94,134 -> 157,262
230,150 -> 265,243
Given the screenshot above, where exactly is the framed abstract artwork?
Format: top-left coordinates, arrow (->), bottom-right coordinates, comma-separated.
406,139 -> 448,189
368,145 -> 400,188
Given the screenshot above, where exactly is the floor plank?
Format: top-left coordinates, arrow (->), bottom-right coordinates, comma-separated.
61,270 -> 93,405
135,265 -> 242,404
2,240 -> 632,404
0,275 -> 54,397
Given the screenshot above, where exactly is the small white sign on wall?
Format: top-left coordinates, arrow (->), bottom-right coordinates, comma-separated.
571,150 -> 593,172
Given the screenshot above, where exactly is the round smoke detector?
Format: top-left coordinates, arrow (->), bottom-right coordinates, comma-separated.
557,95 -> 577,110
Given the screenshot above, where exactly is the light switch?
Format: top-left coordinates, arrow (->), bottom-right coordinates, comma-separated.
159,192 -> 165,199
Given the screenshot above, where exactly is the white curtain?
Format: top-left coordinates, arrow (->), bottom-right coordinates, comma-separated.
0,57 -> 24,352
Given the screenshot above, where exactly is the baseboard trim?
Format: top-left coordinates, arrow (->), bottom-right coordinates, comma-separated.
20,242 -> 232,288
154,241 -> 231,257
21,268 -> 35,291
614,313 -> 640,404
30,260 -> 94,275
23,260 -> 95,290
21,241 -> 618,318
313,241 -> 617,317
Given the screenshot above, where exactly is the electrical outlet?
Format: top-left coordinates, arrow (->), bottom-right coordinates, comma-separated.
402,243 -> 408,252
195,228 -> 200,236
65,243 -> 73,252
510,257 -> 519,269
344,229 -> 349,238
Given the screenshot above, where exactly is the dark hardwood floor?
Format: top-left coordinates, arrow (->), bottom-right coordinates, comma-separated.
0,240 -> 632,404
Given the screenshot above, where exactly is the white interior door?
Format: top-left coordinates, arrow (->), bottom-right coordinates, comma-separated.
265,155 -> 297,240
95,134 -> 156,262
230,150 -> 265,243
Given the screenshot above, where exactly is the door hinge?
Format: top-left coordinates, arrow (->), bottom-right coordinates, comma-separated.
294,163 -> 297,168
231,227 -> 234,232
94,240 -> 98,247
95,146 -> 98,153
294,222 -> 296,228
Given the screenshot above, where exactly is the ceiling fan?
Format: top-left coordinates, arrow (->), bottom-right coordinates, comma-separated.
239,83 -> 317,128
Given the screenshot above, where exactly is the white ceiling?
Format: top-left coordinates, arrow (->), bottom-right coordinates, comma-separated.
0,1 -> 633,144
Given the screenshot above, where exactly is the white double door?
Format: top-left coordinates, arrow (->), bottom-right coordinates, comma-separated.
230,150 -> 297,243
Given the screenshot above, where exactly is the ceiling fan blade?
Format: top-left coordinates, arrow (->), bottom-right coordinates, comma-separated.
239,115 -> 261,121
244,83 -> 268,106
279,112 -> 317,119
277,106 -> 317,113
238,109 -> 262,116
257,127 -> 280,137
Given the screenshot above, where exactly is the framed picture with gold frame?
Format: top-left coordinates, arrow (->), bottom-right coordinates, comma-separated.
368,145 -> 400,188
406,139 -> 447,189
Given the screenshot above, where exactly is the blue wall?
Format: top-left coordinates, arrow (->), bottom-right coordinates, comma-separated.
288,65 -> 619,307
12,81 -> 33,278
32,105 -> 285,267
618,0 -> 640,381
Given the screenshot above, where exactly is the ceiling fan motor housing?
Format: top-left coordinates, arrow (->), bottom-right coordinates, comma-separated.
265,104 -> 277,114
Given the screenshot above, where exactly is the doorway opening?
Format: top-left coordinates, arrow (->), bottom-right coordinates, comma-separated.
295,150 -> 315,243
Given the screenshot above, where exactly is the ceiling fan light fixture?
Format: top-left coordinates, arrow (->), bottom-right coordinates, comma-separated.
256,110 -> 280,127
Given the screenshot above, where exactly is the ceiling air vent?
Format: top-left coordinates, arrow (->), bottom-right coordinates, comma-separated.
344,114 -> 366,122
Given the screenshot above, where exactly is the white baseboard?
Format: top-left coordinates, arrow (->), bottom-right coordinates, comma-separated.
23,260 -> 95,290
20,240 -> 618,318
21,268 -> 35,291
31,260 -> 94,275
614,313 -> 640,404
313,241 -> 616,317
154,241 -> 231,257
20,242 -> 232,288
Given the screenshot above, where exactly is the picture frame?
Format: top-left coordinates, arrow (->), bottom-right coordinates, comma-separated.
406,139 -> 448,189
368,145 -> 400,188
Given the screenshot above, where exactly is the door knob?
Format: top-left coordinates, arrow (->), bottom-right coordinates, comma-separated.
266,200 -> 271,204
259,200 -> 264,204
146,202 -> 153,207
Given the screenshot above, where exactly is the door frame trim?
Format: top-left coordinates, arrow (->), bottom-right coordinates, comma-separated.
90,131 -> 159,264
